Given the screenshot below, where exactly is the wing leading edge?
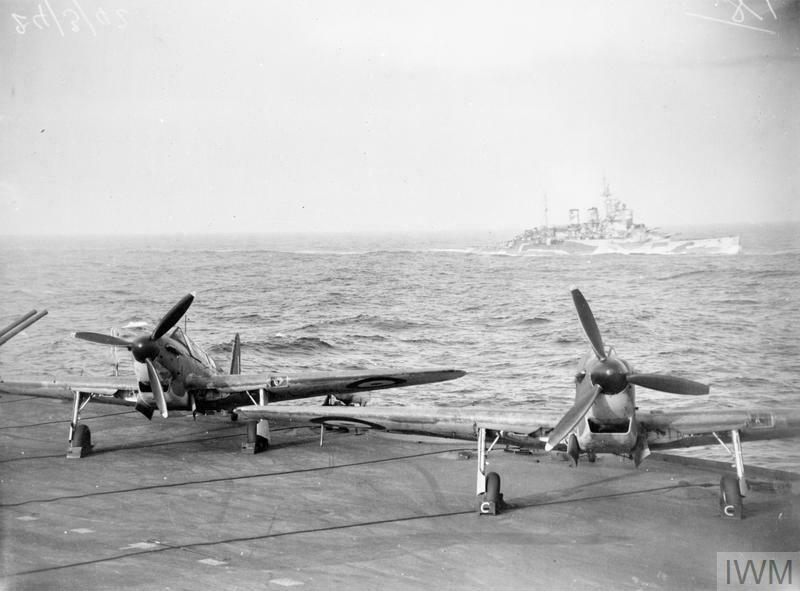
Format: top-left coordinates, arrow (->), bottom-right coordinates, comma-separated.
234,404 -> 561,442
640,408 -> 800,449
235,404 -> 800,450
187,368 -> 466,398
0,376 -> 139,403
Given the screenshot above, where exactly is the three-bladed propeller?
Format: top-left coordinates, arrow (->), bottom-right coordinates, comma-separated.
572,288 -> 607,362
74,293 -> 195,362
73,293 -> 195,418
145,358 -> 168,419
545,288 -> 709,451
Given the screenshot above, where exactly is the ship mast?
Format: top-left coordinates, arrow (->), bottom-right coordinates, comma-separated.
543,192 -> 549,230
543,192 -> 552,245
602,176 -> 613,219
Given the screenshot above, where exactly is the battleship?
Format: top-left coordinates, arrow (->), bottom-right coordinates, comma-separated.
503,181 -> 741,255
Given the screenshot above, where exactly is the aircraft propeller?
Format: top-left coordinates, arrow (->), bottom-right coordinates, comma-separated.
145,358 -> 169,419
545,288 -> 709,450
73,293 -> 194,417
74,293 -> 195,362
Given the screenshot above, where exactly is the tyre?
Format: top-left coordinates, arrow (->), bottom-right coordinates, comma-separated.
73,424 -> 92,451
720,474 -> 743,519
485,472 -> 501,503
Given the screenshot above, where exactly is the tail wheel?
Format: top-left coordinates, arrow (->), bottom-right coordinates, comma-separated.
720,475 -> 744,519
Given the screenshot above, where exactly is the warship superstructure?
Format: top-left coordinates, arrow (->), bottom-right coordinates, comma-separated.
504,180 -> 740,255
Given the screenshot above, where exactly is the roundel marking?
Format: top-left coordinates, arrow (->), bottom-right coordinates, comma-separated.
310,417 -> 387,430
347,376 -> 406,389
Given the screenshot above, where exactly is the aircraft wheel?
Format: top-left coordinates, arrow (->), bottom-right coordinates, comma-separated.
720,475 -> 743,519
230,412 -> 238,422
479,472 -> 504,515
254,435 -> 269,454
73,424 -> 92,451
485,472 -> 501,503
586,451 -> 597,463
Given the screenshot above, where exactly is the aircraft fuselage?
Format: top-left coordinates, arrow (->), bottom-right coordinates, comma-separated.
134,327 -> 239,412
574,353 -> 639,453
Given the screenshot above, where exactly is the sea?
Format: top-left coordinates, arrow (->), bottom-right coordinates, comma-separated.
1,222 -> 798,472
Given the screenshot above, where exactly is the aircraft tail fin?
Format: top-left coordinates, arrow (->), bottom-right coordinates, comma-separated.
230,333 -> 241,375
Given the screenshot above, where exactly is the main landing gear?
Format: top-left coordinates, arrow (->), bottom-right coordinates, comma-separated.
67,391 -> 93,459
564,433 -> 597,467
477,427 -> 505,515
242,419 -> 271,453
716,429 -> 747,519
242,388 -> 271,454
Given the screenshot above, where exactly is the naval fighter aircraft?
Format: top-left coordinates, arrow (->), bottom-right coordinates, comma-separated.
0,293 -> 464,458
236,288 -> 800,519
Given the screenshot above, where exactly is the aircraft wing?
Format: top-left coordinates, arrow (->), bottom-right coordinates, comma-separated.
234,404 -> 561,442
640,408 -> 800,449
0,376 -> 139,404
186,368 -> 466,402
235,404 -> 800,450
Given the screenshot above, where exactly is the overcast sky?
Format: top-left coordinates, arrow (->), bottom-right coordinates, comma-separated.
1,0 -> 798,235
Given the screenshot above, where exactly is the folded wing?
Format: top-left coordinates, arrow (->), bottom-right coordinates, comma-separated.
640,407 -> 800,448
0,376 -> 139,402
188,368 -> 466,399
235,404 -> 560,442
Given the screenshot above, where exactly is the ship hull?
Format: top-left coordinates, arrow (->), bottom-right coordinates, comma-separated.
506,235 -> 741,255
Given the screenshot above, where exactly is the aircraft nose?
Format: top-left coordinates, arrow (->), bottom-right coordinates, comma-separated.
131,337 -> 160,363
590,358 -> 628,394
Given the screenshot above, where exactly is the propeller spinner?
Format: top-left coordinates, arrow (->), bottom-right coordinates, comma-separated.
545,288 -> 709,450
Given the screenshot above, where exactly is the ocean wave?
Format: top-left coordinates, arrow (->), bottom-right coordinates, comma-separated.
655,269 -> 710,281
516,317 -> 553,326
748,269 -> 800,279
712,299 -> 761,306
208,336 -> 335,357
297,314 -> 424,331
344,333 -> 390,342
398,337 -> 440,345
270,336 -> 334,352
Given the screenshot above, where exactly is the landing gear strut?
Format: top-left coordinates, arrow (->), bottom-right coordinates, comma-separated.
242,420 -> 270,453
242,388 -> 270,454
477,427 -> 505,515
715,429 -> 747,519
67,391 -> 93,459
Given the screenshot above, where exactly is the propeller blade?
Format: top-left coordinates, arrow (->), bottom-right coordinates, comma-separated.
152,293 -> 195,340
571,287 -> 606,361
145,358 -> 169,418
74,332 -> 133,348
545,383 -> 602,451
627,373 -> 709,395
